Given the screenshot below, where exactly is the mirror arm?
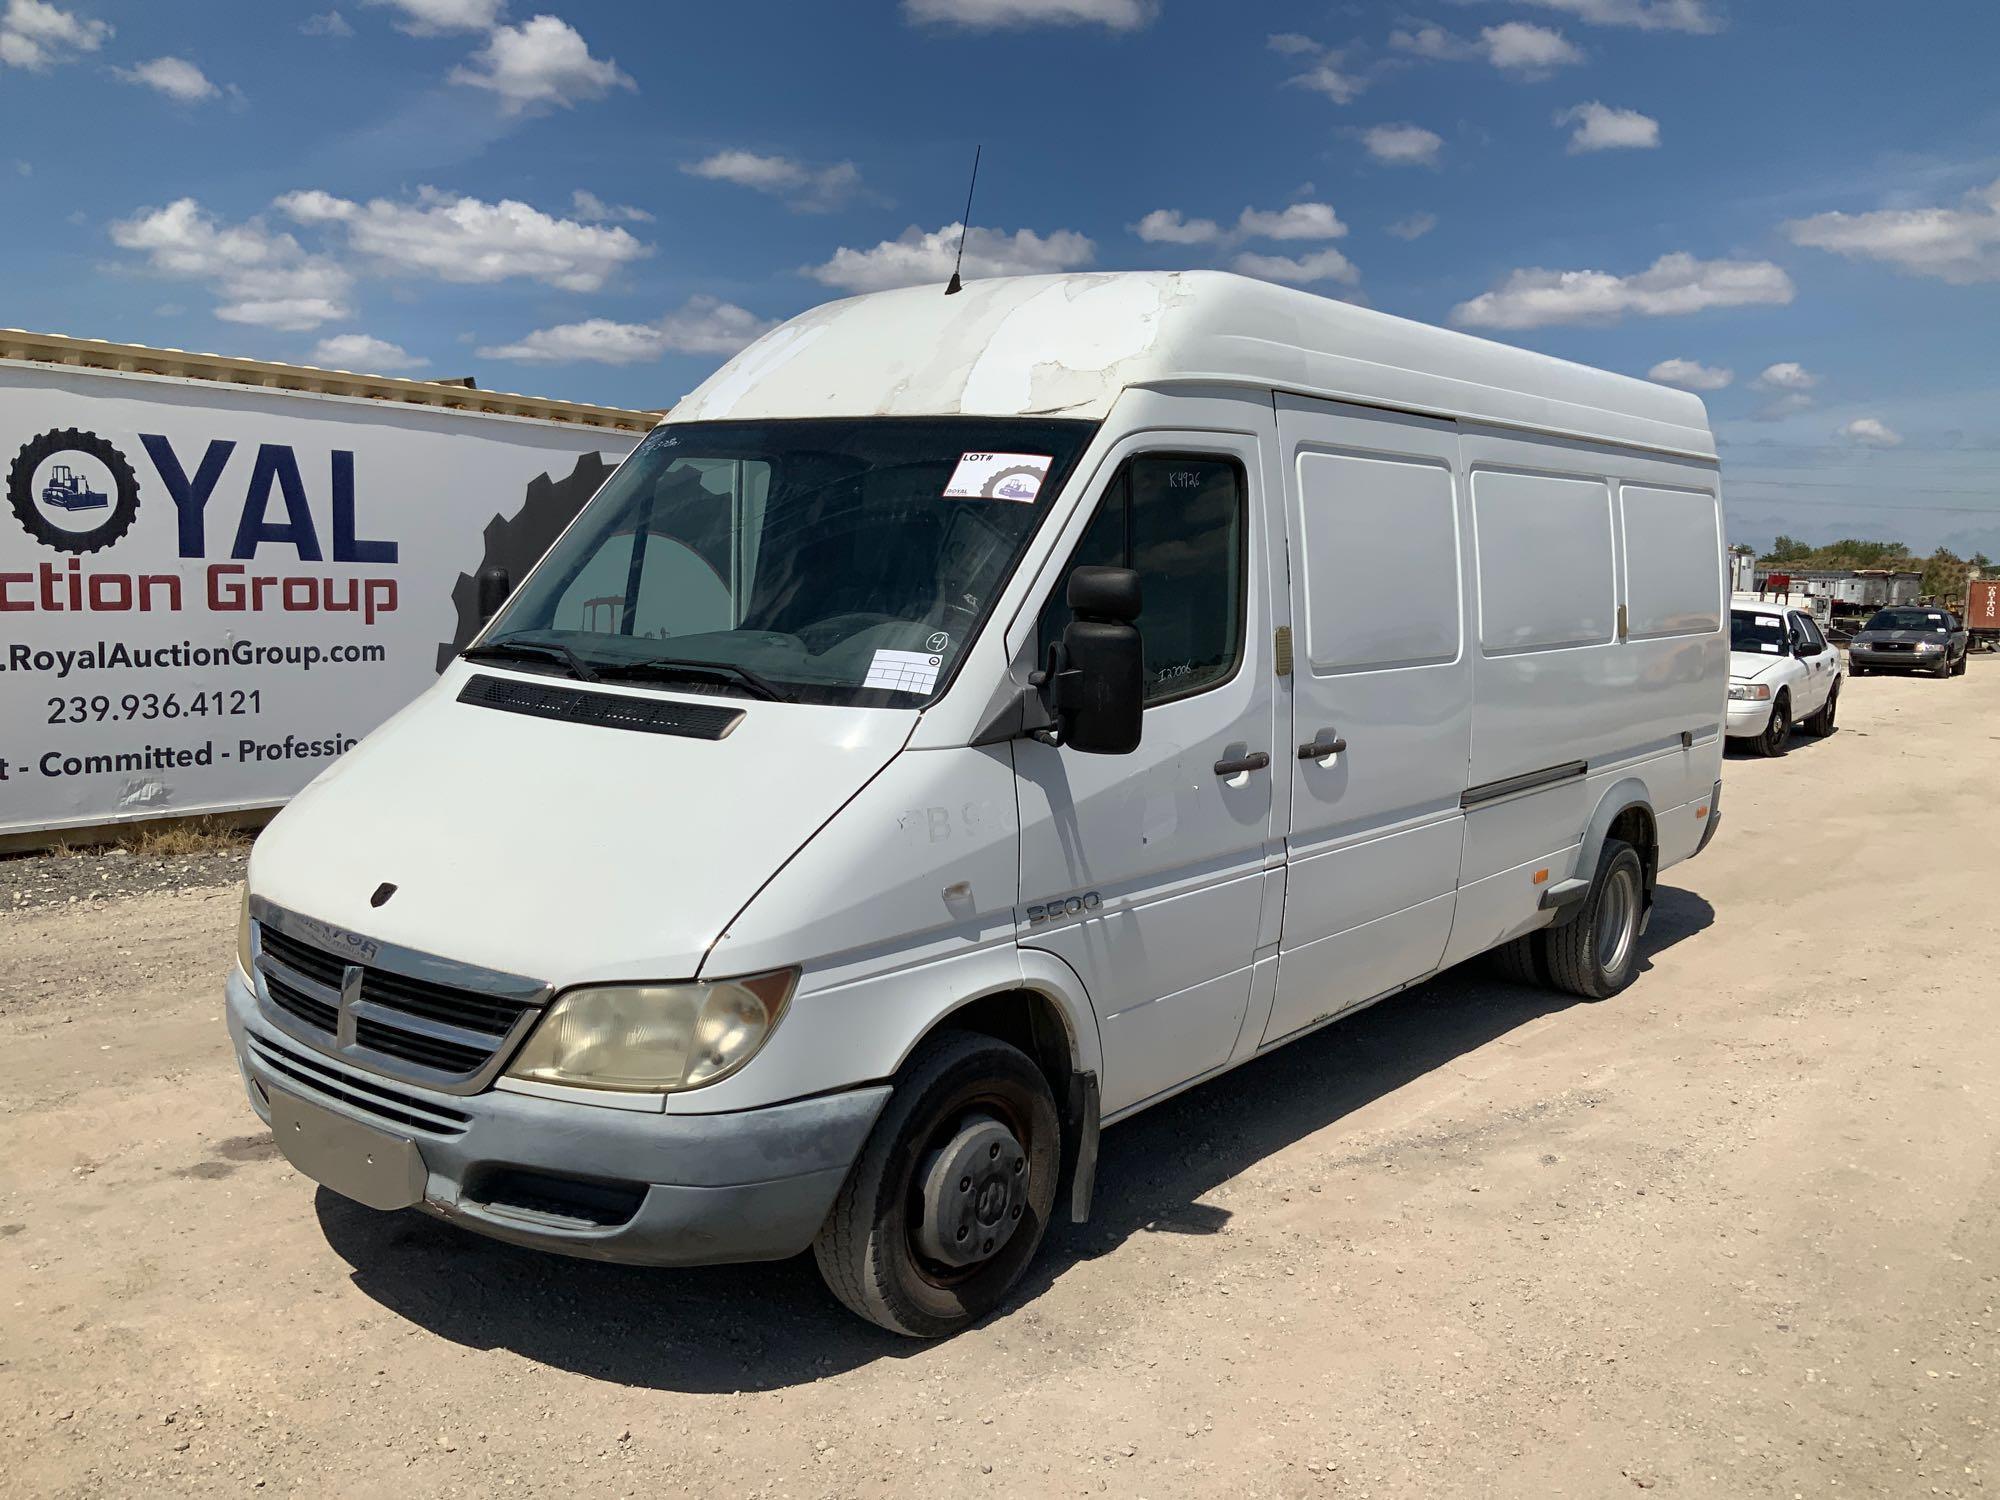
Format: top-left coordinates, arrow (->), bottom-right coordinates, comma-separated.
1025,641 -> 1073,746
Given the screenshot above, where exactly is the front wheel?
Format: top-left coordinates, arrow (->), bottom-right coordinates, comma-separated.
1751,693 -> 1791,756
1953,650 -> 1969,676
814,1031 -> 1062,1338
1543,839 -> 1645,1000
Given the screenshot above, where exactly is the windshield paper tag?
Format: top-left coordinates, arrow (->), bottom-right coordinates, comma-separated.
864,649 -> 943,694
944,452 -> 1053,504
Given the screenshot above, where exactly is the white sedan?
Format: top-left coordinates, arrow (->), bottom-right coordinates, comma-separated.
1727,602 -> 1844,756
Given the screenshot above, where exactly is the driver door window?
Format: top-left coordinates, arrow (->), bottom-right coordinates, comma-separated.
1035,455 -> 1246,705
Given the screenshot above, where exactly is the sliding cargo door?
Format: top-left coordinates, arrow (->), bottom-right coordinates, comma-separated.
1262,398 -> 1472,1045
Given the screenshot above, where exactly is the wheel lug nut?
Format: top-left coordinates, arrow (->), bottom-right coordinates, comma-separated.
1010,1204 -> 1022,1220
956,1226 -> 968,1241
983,1239 -> 994,1254
959,1176 -> 971,1193
989,1143 -> 1000,1159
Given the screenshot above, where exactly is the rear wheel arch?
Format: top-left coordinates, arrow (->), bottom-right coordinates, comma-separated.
1574,783 -> 1660,904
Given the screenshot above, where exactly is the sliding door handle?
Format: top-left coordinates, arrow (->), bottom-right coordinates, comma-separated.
1213,751 -> 1270,777
1297,735 -> 1347,759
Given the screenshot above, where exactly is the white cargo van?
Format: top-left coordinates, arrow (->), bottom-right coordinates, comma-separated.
226,271 -> 1727,1336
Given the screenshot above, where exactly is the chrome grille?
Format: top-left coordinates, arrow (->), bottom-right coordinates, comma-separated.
248,1031 -> 471,1137
250,901 -> 549,1095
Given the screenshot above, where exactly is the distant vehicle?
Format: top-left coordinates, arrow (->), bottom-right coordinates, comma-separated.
39,463 -> 109,512
1728,600 -> 1844,755
1848,606 -> 1968,678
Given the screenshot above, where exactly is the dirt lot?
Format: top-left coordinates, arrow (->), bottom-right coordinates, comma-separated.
3,664 -> 1997,1499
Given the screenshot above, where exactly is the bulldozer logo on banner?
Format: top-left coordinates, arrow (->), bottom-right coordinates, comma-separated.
6,428 -> 143,556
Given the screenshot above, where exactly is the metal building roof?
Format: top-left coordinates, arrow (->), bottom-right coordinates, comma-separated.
0,328 -> 660,433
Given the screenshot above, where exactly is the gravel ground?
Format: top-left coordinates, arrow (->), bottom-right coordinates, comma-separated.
0,841 -> 249,915
1,664 -> 1996,1498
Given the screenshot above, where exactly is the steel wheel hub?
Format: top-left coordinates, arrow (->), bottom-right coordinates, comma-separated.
914,1113 -> 1029,1268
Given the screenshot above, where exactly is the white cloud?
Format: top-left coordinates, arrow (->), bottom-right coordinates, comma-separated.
275,187 -> 649,291
478,297 -> 779,364
1389,23 -> 1478,61
1647,358 -> 1732,390
1131,209 -> 1223,245
902,0 -> 1157,30
363,0 -> 502,35
1557,101 -> 1660,152
1363,124 -> 1444,167
13,158 -> 30,176
1451,252 -> 1795,329
1266,31 -> 1320,55
1386,211 -> 1438,240
1755,361 -> 1819,391
115,56 -> 222,103
310,333 -> 428,371
1841,417 -> 1902,448
0,0 -> 111,70
1482,21 -> 1584,76
1287,55 -> 1367,105
681,150 -> 861,212
302,10 -> 353,37
1784,176 -> 2000,286
571,189 -> 653,224
1237,202 -> 1347,240
109,198 -> 356,331
1231,249 -> 1360,286
1133,202 -> 1348,249
804,222 -> 1094,293
450,15 -> 634,114
1507,0 -> 1720,34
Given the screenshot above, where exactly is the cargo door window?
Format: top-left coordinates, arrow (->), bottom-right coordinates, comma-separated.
1036,455 -> 1246,705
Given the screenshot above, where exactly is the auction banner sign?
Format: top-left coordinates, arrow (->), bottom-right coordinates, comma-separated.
1,360 -> 641,837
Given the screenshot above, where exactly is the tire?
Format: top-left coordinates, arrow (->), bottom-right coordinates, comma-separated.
1850,661 -> 1867,676
814,1031 -> 1062,1338
1952,650 -> 1968,676
1935,654 -> 1952,679
1489,930 -> 1545,987
1542,839 -> 1645,1001
1804,680 -> 1839,737
1751,692 -> 1790,757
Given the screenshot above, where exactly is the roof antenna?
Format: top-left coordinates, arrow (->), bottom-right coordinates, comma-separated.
945,144 -> 981,296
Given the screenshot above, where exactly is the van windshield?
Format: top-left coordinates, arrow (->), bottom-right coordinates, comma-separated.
476,417 -> 1096,706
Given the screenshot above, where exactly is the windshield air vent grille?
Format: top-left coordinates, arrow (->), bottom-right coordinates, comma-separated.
457,673 -> 743,740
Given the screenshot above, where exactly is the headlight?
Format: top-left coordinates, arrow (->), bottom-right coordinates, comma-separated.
505,969 -> 797,1093
237,886 -> 256,978
1917,640 -> 1943,652
1727,683 -> 1772,701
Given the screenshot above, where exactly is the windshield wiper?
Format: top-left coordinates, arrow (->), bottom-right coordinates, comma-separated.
463,636 -> 601,683
597,655 -> 790,702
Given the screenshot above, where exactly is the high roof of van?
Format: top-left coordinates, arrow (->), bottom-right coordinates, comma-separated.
670,270 -> 1716,461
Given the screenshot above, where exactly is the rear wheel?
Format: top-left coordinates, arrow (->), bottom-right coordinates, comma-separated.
814,1031 -> 1061,1338
1952,649 -> 1969,676
1543,840 -> 1644,1000
1751,693 -> 1790,757
1804,680 -> 1839,737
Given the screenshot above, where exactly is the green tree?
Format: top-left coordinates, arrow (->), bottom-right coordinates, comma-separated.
1762,535 -> 1813,564
1921,546 -> 1968,601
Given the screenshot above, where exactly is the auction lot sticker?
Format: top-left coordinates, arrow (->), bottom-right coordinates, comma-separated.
943,452 -> 1052,504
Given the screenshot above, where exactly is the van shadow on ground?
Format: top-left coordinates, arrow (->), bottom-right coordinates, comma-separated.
316,885 -> 1714,1394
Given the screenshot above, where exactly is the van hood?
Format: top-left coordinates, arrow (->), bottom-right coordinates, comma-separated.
250,666 -> 915,988
1729,649 -> 1784,682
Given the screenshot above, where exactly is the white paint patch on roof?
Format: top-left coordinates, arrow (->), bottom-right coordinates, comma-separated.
667,270 -> 1715,459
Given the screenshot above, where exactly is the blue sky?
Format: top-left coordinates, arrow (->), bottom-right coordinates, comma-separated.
3,0 -> 1997,553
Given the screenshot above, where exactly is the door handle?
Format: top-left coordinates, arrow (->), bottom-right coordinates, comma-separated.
1298,735 -> 1348,759
1213,751 -> 1270,777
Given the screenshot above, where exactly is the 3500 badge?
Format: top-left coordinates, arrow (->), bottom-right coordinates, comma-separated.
1024,891 -> 1102,926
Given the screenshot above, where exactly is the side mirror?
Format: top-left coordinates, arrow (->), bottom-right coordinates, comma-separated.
1040,566 -> 1144,755
476,565 -> 513,623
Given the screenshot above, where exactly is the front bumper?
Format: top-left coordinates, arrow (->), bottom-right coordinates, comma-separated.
225,969 -> 887,1266
1725,696 -> 1774,736
1851,646 -> 1944,671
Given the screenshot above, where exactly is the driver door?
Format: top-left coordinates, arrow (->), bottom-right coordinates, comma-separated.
1013,432 -> 1279,1117
1787,611 -> 1833,714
